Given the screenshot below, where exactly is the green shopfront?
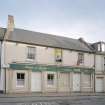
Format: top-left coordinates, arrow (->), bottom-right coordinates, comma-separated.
6,63 -> 95,93
10,63 -> 94,73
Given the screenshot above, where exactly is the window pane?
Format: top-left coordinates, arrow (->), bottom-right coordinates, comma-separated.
48,80 -> 54,85
98,44 -> 101,51
55,49 -> 62,62
47,74 -> 51,80
47,74 -> 54,85
102,44 -> 105,52
17,73 -> 20,79
16,73 -> 25,87
77,53 -> 84,65
51,74 -> 54,80
17,80 -> 24,86
21,73 -> 25,79
27,47 -> 35,59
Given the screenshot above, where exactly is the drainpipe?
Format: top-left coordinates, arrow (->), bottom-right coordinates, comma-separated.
4,67 -> 6,94
94,53 -> 96,93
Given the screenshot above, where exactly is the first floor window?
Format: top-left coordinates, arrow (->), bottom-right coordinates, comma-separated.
55,49 -> 62,63
77,53 -> 84,65
27,46 -> 35,60
47,74 -> 54,85
16,73 -> 25,87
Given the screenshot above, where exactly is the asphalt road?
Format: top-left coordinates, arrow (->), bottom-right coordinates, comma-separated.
0,95 -> 105,105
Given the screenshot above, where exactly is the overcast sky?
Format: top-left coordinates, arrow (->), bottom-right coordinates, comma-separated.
0,0 -> 105,42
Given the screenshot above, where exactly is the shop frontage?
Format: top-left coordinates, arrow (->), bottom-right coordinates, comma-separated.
5,63 -> 94,93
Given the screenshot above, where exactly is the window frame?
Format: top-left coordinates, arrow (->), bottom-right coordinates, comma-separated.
27,46 -> 36,60
102,44 -> 105,52
77,53 -> 84,65
47,74 -> 54,85
55,49 -> 63,63
16,73 -> 25,87
98,44 -> 101,51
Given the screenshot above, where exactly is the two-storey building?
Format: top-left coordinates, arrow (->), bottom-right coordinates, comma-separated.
0,15 -> 95,93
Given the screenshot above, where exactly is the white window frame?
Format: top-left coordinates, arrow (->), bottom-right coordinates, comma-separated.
55,49 -> 62,63
102,44 -> 105,52
77,53 -> 84,65
27,46 -> 36,60
47,74 -> 54,85
98,44 -> 101,51
16,73 -> 25,88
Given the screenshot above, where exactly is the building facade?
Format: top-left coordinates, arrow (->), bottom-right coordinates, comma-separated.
92,42 -> 105,92
0,15 -> 104,93
3,41 -> 95,93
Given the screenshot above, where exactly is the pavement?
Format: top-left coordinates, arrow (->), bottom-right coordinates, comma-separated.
0,93 -> 105,105
0,92 -> 105,97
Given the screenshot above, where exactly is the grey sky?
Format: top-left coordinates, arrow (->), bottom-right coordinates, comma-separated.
0,0 -> 105,42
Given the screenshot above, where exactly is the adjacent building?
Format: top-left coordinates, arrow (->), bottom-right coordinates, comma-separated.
0,15 -> 104,93
91,42 -> 105,92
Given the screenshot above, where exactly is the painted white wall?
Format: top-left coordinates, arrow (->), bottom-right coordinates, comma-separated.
4,42 -> 55,65
84,53 -> 94,67
5,42 -> 27,66
3,42 -> 94,68
36,46 -> 55,65
63,50 -> 94,67
63,50 -> 77,66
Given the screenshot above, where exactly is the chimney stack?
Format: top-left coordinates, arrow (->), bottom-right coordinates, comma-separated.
7,15 -> 14,31
4,15 -> 14,40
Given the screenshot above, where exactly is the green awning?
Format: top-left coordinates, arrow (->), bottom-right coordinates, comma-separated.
73,69 -> 81,73
57,67 -> 73,72
10,63 -> 94,73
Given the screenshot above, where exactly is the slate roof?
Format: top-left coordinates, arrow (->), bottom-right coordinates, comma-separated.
6,28 -> 93,52
0,28 -> 6,40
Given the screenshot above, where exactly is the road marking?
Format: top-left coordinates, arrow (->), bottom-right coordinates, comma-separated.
16,102 -> 59,105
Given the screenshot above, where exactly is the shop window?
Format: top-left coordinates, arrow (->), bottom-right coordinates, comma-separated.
47,74 -> 54,85
77,53 -> 84,65
16,73 -> 25,87
27,46 -> 35,60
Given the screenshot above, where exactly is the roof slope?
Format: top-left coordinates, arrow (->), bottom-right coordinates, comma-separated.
6,28 -> 93,52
